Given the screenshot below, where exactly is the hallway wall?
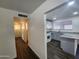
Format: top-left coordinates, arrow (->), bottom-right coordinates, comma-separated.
0,7 -> 29,59
30,0 -> 65,59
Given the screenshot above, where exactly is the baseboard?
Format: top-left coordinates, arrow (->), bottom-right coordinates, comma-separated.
0,55 -> 10,59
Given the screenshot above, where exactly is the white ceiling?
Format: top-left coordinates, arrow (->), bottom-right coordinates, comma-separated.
46,0 -> 79,20
0,0 -> 46,14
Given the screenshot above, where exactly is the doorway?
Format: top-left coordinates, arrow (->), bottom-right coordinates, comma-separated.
14,17 -> 29,44
13,17 -> 29,59
44,1 -> 79,59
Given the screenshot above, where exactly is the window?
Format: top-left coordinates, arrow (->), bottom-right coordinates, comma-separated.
53,20 -> 61,30
53,24 -> 61,29
63,20 -> 72,30
53,20 -> 72,30
64,25 -> 72,29
46,21 -> 52,30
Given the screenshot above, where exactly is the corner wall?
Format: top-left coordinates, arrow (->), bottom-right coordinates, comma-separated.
29,0 -> 65,59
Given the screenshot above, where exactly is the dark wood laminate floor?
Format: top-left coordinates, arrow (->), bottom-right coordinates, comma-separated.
15,37 -> 39,59
47,42 -> 74,59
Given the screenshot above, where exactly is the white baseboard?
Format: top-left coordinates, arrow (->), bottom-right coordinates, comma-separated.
0,55 -> 10,59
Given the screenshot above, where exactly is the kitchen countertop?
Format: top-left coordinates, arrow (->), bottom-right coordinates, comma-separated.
60,34 -> 79,40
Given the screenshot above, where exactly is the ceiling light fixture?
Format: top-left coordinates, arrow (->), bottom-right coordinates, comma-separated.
68,1 -> 75,6
73,11 -> 78,15
53,17 -> 56,20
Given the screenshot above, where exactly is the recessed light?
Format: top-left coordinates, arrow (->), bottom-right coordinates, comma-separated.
53,17 -> 56,20
73,12 -> 78,15
68,1 -> 75,6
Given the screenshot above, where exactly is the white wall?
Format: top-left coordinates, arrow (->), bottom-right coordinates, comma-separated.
30,0 -> 65,59
0,7 -> 29,59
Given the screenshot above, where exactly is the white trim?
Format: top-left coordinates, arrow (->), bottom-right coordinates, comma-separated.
0,55 -> 16,59
44,14 -> 47,59
0,55 -> 10,57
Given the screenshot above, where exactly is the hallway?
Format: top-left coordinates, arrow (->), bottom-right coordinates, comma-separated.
15,37 -> 39,59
